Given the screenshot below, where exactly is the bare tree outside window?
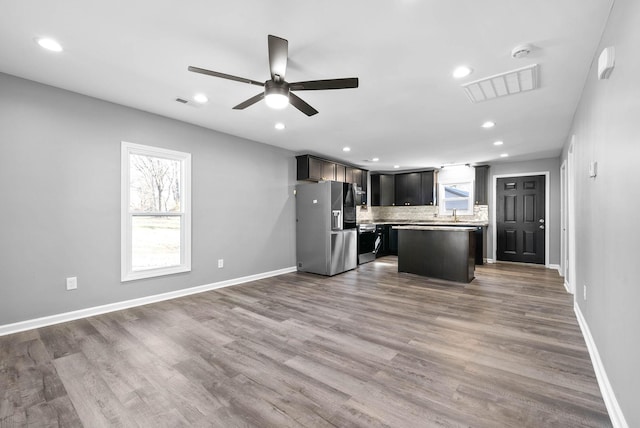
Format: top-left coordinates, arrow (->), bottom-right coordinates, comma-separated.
122,142 -> 191,281
129,154 -> 181,212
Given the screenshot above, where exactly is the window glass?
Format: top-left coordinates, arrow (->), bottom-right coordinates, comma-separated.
121,142 -> 191,281
131,216 -> 181,271
439,181 -> 473,214
129,154 -> 181,212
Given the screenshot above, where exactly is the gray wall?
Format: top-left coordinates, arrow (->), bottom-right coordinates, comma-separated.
0,72 -> 297,326
561,0 -> 640,424
487,157 -> 561,265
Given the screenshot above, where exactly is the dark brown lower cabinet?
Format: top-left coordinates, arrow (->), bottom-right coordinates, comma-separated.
397,227 -> 475,283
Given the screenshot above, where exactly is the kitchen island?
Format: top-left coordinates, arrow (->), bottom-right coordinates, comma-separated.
394,225 -> 476,283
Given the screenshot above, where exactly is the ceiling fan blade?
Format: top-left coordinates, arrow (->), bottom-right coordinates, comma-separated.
233,93 -> 265,110
290,77 -> 359,91
188,66 -> 264,87
289,93 -> 318,116
268,35 -> 288,82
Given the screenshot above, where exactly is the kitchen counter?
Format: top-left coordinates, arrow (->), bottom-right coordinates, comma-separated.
396,227 -> 475,283
359,221 -> 488,227
393,225 -> 477,232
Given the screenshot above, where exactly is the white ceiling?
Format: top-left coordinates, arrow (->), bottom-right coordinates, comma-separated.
0,0 -> 613,171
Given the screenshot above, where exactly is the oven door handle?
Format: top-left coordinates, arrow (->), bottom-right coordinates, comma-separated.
373,236 -> 382,254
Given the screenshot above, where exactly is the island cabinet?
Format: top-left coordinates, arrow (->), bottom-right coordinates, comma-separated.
474,165 -> 490,205
396,226 -> 475,283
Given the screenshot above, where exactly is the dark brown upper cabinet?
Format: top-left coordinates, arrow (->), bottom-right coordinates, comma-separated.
297,154 -> 368,205
395,172 -> 422,206
297,155 -> 335,181
335,164 -> 346,182
420,170 -> 435,205
474,165 -> 490,205
371,174 -> 395,206
371,170 -> 434,207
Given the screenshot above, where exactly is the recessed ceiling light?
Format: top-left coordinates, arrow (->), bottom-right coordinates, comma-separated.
372,157 -> 379,162
274,122 -> 285,130
493,140 -> 504,146
343,147 -> 351,152
500,153 -> 509,158
482,121 -> 496,129
193,93 -> 208,104
36,37 -> 63,52
452,66 -> 472,79
393,165 -> 400,169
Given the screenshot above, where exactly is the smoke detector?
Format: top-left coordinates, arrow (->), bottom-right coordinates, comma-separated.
511,44 -> 533,59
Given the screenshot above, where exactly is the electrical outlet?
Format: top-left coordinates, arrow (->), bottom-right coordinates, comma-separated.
218,259 -> 224,268
66,277 -> 77,290
583,284 -> 587,300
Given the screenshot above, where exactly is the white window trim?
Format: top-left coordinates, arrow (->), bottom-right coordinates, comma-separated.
121,141 -> 191,282
438,181 -> 475,215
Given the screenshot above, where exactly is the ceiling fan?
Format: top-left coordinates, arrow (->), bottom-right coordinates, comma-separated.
188,35 -> 359,116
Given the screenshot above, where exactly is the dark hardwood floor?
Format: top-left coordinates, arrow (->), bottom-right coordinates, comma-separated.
0,257 -> 611,427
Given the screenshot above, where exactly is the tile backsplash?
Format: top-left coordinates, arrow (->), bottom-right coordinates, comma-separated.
357,205 -> 489,224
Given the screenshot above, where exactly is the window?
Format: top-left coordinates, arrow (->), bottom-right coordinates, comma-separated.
121,142 -> 191,281
439,181 -> 474,215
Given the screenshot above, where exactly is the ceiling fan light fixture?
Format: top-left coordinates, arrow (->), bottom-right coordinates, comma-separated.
264,81 -> 289,109
265,93 -> 289,109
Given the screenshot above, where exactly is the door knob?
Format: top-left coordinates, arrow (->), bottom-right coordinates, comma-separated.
539,219 -> 545,223
539,225 -> 545,229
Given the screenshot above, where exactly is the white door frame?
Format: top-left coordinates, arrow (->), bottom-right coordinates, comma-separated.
561,160 -> 567,277
492,171 -> 550,267
567,138 -> 577,295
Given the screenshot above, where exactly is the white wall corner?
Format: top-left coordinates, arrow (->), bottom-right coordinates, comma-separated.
574,302 -> 629,428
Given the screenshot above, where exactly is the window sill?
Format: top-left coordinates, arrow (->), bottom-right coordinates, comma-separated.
121,265 -> 191,282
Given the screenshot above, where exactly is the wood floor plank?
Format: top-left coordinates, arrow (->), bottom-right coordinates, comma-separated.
1,257 -> 612,427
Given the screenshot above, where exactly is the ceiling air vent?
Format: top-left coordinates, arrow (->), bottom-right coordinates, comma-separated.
462,64 -> 539,103
175,97 -> 189,104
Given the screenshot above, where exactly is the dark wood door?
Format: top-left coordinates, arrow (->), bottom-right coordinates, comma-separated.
497,175 -> 545,264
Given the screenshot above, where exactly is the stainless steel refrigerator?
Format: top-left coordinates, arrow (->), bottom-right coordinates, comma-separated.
296,181 -> 357,276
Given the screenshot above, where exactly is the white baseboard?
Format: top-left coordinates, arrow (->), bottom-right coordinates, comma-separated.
484,259 -> 560,272
563,280 -> 571,294
574,302 -> 628,428
0,266 -> 297,337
